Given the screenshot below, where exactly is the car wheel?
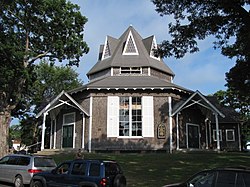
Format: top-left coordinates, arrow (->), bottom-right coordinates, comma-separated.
14,175 -> 24,187
113,174 -> 126,187
32,181 -> 43,187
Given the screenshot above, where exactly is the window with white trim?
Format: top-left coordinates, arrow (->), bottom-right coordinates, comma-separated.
119,97 -> 142,137
213,129 -> 222,141
120,67 -> 141,74
107,96 -> 154,138
226,129 -> 235,141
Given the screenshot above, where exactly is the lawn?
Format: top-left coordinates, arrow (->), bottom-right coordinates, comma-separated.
51,151 -> 250,187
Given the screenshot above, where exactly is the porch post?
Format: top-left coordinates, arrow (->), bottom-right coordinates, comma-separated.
88,96 -> 93,152
238,123 -> 241,151
82,114 -> 85,149
176,113 -> 179,150
168,96 -> 173,153
215,113 -> 220,151
41,112 -> 47,150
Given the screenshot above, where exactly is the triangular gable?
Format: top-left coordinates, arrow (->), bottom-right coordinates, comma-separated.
122,30 -> 139,55
171,90 -> 225,118
36,90 -> 89,118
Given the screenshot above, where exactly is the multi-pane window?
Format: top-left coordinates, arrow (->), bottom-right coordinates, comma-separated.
120,67 -> 141,74
119,97 -> 142,137
226,129 -> 235,141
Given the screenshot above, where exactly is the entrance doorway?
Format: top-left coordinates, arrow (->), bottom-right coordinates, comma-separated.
62,125 -> 74,148
186,123 -> 200,149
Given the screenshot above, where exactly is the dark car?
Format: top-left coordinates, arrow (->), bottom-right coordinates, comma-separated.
30,159 -> 126,187
163,167 -> 250,187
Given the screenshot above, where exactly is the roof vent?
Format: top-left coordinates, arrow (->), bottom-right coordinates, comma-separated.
122,31 -> 139,55
102,37 -> 111,60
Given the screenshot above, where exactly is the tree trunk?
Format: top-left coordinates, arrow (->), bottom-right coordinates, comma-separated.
0,111 -> 11,157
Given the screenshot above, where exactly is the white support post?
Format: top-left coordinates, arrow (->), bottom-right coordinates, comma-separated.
88,96 -> 93,152
168,96 -> 173,153
41,112 -> 47,150
82,114 -> 85,149
176,113 -> 179,150
215,113 -> 220,151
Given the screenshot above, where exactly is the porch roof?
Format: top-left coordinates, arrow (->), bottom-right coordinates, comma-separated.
36,90 -> 89,118
171,90 -> 225,118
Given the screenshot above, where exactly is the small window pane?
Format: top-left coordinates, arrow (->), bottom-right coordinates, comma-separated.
64,113 -> 74,124
226,130 -> 235,141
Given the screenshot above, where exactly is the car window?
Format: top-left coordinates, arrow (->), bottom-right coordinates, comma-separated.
56,163 -> 70,174
6,156 -> 19,165
105,163 -> 120,176
89,163 -> 100,177
17,156 -> 30,166
216,171 -> 235,187
237,172 -> 250,187
34,157 -> 56,167
0,156 -> 9,164
188,171 -> 215,187
72,162 -> 86,175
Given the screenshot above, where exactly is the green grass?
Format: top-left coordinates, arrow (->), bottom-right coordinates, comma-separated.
51,152 -> 250,187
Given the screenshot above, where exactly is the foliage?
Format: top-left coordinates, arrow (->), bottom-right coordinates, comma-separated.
32,60 -> 83,113
0,0 -> 88,156
214,90 -> 250,141
152,0 -> 250,112
20,61 -> 83,146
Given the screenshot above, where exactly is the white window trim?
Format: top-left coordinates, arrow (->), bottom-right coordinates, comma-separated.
213,129 -> 222,142
226,129 -> 235,141
62,112 -> 76,148
150,36 -> 160,61
107,96 -> 154,138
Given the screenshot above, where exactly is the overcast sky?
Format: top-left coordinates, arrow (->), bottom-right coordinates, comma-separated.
70,0 -> 235,95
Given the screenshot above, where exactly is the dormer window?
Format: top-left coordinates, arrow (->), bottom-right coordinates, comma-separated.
120,67 -> 141,74
122,31 -> 139,55
150,36 -> 160,61
101,37 -> 111,60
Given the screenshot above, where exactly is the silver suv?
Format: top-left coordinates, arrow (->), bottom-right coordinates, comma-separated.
0,154 -> 56,187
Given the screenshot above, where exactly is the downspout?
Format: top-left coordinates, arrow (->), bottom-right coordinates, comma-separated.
88,96 -> 93,152
168,96 -> 173,153
215,113 -> 220,151
41,112 -> 47,150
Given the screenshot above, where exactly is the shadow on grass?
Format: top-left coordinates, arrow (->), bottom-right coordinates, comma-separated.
51,152 -> 250,187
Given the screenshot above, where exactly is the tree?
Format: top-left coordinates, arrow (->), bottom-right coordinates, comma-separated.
0,0 -> 89,157
20,61 -> 84,147
152,0 -> 250,113
214,90 -> 250,146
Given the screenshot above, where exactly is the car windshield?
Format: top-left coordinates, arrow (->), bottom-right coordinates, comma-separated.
34,157 -> 56,167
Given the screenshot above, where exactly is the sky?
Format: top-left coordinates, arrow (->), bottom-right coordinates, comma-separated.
69,0 -> 236,96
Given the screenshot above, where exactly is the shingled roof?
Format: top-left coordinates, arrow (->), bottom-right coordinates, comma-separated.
87,26 -> 174,77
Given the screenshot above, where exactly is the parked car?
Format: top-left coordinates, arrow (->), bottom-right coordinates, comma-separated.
30,159 -> 126,187
0,154 -> 57,187
163,167 -> 250,187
